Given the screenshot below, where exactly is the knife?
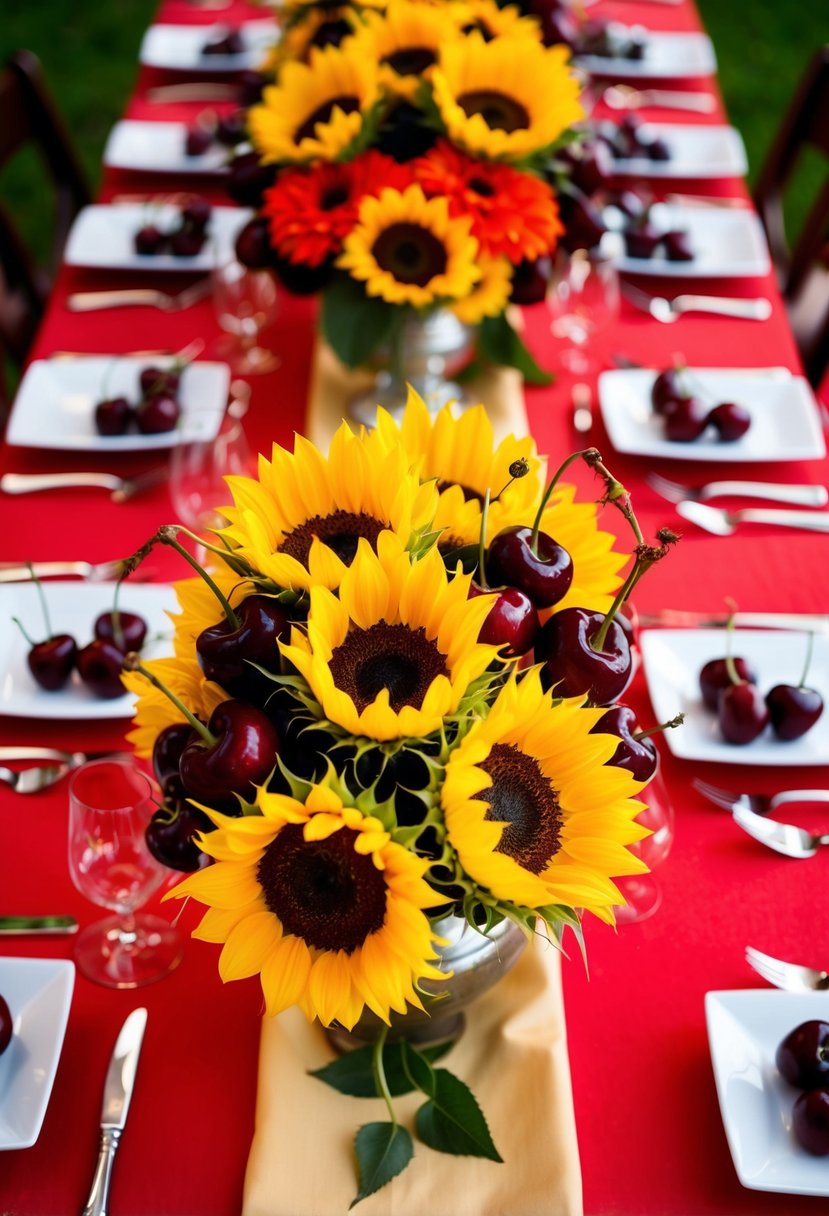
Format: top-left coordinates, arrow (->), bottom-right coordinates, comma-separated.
0,560 -> 128,584
82,1008 -> 148,1216
0,914 -> 79,935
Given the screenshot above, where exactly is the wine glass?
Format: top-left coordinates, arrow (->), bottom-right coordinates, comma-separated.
169,396 -> 254,536
212,256 -> 280,374
547,238 -> 620,375
68,758 -> 182,988
614,761 -> 675,925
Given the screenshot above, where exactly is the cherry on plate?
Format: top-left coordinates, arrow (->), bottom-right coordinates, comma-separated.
776,1020 -> 829,1089
709,401 -> 751,441
793,1088 -> 829,1155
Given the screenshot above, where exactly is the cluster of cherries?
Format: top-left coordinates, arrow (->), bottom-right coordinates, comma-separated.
185,109 -> 248,157
698,646 -> 824,744
0,994 -> 11,1057
201,26 -> 246,57
15,586 -> 148,700
94,364 -> 184,437
776,1020 -> 829,1155
651,366 -> 751,443
592,114 -> 671,165
134,196 -> 212,258
519,0 -> 646,60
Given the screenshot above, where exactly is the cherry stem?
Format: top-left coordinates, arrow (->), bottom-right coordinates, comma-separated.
157,526 -> 240,629
531,448 -> 596,553
591,531 -> 676,653
11,616 -> 37,648
27,563 -> 54,640
123,652 -> 217,747
633,713 -> 685,742
723,603 -> 742,686
799,631 -> 815,690
582,450 -> 645,546
477,488 -> 491,590
111,578 -> 125,652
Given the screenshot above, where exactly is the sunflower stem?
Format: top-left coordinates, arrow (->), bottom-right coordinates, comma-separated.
477,488 -> 491,590
122,652 -> 217,746
372,1026 -> 396,1126
27,562 -> 55,640
531,449 -> 594,553
158,526 -> 240,629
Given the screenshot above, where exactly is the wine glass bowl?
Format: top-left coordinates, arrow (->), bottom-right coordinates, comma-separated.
547,240 -> 621,375
169,408 -> 253,534
614,762 -> 675,925
212,258 -> 280,374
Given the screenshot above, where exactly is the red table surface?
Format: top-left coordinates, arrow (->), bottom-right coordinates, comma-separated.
2,1 -> 829,1213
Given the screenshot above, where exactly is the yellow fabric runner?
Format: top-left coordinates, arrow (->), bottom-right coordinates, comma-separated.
243,945 -> 583,1216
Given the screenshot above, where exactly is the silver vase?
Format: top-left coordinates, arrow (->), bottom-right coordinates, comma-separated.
326,914 -> 527,1052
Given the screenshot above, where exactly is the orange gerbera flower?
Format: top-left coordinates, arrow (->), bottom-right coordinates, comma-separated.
262,151 -> 413,267
413,140 -> 563,265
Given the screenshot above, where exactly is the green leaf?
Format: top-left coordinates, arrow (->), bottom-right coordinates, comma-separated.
351,1122 -> 414,1208
320,277 -> 401,369
310,1041 -> 453,1098
401,1041 -> 437,1098
478,313 -> 553,386
415,1069 -> 503,1162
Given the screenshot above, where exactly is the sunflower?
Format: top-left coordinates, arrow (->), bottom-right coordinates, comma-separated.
271,6 -> 362,69
280,530 -> 502,741
248,44 -> 380,164
262,152 -> 412,266
441,669 -> 649,924
373,390 -> 627,612
165,780 -> 446,1028
414,140 -> 563,265
349,0 -> 457,100
338,184 -> 480,308
123,657 -> 226,758
218,420 -> 437,593
430,32 -> 584,162
450,256 -> 512,324
455,0 -> 542,42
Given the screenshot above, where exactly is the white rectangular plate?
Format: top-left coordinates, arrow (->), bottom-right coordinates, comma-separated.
0,583 -> 176,720
104,120 -> 232,176
7,357 -> 230,452
706,990 -> 829,1196
639,628 -> 829,765
597,368 -> 826,462
64,204 -> 253,272
611,204 -> 771,277
607,123 -> 747,179
0,959 -> 74,1150
577,29 -> 716,79
139,20 -> 277,72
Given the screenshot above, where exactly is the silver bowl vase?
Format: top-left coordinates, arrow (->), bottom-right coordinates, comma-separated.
326,914 -> 527,1052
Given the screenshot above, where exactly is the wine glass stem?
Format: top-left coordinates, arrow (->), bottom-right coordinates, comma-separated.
117,913 -> 139,950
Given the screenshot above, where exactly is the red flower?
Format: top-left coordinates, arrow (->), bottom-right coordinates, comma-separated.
413,140 -> 563,265
262,152 -> 413,267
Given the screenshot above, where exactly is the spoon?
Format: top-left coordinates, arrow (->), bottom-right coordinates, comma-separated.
676,500 -> 829,535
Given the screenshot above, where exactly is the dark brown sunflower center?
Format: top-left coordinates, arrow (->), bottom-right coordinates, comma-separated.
276,510 -> 386,568
328,622 -> 448,712
479,743 -> 562,874
457,90 -> 530,133
468,176 -> 496,198
371,222 -> 448,287
320,184 -> 350,210
257,823 -> 386,953
294,95 -> 360,144
384,47 -> 437,76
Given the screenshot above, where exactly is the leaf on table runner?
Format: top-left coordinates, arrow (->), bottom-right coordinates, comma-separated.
310,1040 -> 453,1098
478,313 -> 553,386
350,1122 -> 414,1208
415,1069 -> 503,1162
320,277 -> 401,369
401,1041 -> 437,1098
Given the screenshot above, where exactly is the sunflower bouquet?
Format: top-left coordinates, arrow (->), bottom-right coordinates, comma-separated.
229,0 -> 585,385
121,390 -> 673,1204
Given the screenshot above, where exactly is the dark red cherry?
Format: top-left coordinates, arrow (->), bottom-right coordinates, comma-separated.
227,151 -> 276,206
216,110 -> 247,147
134,224 -> 167,256
509,256 -> 553,305
646,136 -> 671,162
179,699 -> 280,811
776,1021 -> 829,1089
717,682 -> 769,744
793,1089 -> 829,1155
651,367 -> 687,413
560,192 -> 607,253
145,804 -> 212,872
136,391 -> 180,434
662,395 -> 709,442
531,3 -> 578,47
170,228 -> 206,258
624,225 -> 661,259
94,611 -> 148,654
766,684 -> 824,741
185,126 -> 214,157
709,401 -> 751,441
235,217 -> 275,270
663,230 -> 694,261
557,138 -> 612,196
203,29 -> 244,55
196,596 -> 292,701
536,607 -> 632,706
592,704 -> 658,782
469,584 -> 538,658
139,366 -> 180,398
27,635 -> 78,691
272,253 -> 334,295
238,70 -> 266,107
699,656 -> 758,710
77,639 -> 126,699
487,526 -> 573,608
152,722 -> 198,799
181,197 -> 212,231
94,396 -> 133,436
0,994 -> 11,1055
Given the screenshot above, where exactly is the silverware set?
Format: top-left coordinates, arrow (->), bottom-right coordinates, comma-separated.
0,746 -> 119,793
694,780 -> 829,859
621,282 -> 773,323
602,84 -> 716,113
674,499 -> 829,535
66,280 -> 211,313
746,947 -> 829,993
647,471 -> 828,509
0,468 -> 169,503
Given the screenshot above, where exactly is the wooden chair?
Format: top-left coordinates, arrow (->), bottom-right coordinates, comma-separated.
753,46 -> 829,387
0,50 -> 91,400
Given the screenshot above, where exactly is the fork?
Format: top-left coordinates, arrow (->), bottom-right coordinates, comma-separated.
0,763 -> 73,793
0,468 -> 168,503
647,472 -> 828,509
693,778 -> 829,816
66,280 -> 211,313
746,947 -> 829,992
622,283 -> 773,323
733,806 -> 829,858
675,500 -> 829,535
602,84 -> 716,114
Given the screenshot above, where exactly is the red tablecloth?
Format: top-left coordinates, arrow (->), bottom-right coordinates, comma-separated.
1,2 -> 828,1213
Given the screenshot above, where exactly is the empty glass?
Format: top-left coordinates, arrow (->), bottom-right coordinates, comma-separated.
212,256 -> 280,374
614,762 -> 675,925
68,758 -> 182,988
547,239 -> 620,375
170,398 -> 253,535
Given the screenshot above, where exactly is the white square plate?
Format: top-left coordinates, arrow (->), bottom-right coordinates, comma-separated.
639,628 -> 829,765
597,368 -> 826,462
0,959 -> 75,1150
706,990 -> 829,1195
611,204 -> 771,277
577,28 -> 716,79
0,582 -> 176,720
7,357 -> 230,452
606,123 -> 747,179
104,120 -> 232,176
64,204 -> 253,272
139,20 -> 277,72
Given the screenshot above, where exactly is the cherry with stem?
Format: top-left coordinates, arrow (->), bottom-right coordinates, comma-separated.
13,564 -> 78,691
470,487 -> 538,659
766,632 -> 824,741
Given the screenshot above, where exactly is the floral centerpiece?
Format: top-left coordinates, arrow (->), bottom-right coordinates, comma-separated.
229,0 -> 586,397
119,390 -> 675,1205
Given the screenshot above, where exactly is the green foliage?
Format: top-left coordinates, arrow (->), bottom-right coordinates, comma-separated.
351,1123 -> 413,1208
415,1067 -> 502,1162
310,1040 -> 452,1098
320,276 -> 404,369
478,314 -> 553,386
